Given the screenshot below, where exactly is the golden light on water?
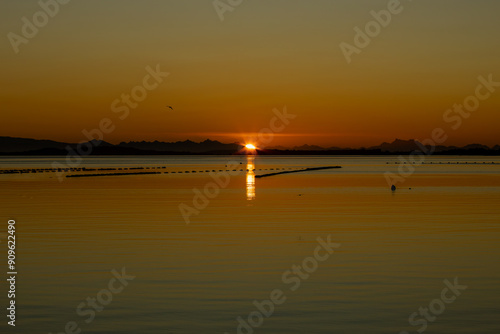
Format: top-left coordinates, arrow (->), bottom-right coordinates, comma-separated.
246,155 -> 255,201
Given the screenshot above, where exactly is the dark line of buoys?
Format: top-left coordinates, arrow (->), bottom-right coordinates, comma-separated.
2,160 -> 496,178
256,166 -> 342,179
67,171 -> 162,178
0,166 -> 183,175
387,161 -> 497,165
0,165 -> 184,174
1,166 -> 314,178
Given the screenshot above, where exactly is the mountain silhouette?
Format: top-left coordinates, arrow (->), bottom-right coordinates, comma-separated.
0,136 -> 498,155
118,139 -> 240,153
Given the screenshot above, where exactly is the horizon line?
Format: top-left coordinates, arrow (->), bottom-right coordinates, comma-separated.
1,135 -> 499,151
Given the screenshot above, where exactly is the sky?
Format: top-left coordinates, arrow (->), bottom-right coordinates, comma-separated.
1,0 -> 499,148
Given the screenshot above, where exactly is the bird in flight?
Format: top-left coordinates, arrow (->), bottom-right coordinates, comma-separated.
166,105 -> 174,110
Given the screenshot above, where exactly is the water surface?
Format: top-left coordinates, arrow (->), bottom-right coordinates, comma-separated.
0,155 -> 499,333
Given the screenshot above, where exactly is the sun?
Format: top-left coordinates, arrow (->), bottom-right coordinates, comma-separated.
245,144 -> 257,150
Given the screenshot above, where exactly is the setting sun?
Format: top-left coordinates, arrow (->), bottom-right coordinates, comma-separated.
1,2 -> 499,333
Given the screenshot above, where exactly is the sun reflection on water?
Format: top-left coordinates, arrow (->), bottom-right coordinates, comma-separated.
246,155 -> 255,201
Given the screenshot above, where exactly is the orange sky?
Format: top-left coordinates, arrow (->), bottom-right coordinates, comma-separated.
1,0 -> 499,148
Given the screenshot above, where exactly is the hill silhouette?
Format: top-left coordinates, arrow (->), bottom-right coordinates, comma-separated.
0,136 -> 499,156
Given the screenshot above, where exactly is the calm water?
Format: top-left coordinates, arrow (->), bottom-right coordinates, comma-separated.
1,156 -> 499,333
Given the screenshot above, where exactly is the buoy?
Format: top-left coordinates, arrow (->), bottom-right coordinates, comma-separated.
391,185 -> 396,191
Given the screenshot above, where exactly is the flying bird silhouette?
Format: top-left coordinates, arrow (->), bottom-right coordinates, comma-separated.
166,105 -> 174,110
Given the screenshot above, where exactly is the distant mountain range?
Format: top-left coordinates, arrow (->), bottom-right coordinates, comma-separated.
0,137 -> 240,155
119,139 -> 240,153
0,136 -> 499,155
265,138 -> 500,154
